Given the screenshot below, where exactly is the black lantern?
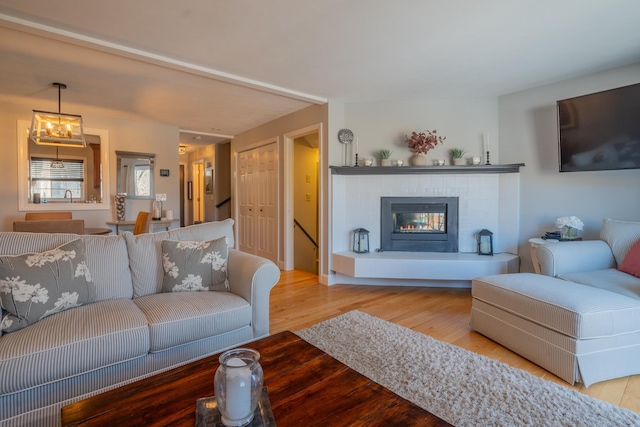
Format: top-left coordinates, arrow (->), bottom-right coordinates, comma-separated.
477,229 -> 494,256
352,228 -> 370,253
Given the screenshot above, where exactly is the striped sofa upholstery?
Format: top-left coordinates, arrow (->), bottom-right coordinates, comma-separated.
471,218 -> 640,387
0,220 -> 280,427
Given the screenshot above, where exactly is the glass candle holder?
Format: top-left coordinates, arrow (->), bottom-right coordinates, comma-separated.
214,348 -> 263,427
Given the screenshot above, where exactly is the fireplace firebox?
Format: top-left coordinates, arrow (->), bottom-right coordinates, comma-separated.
380,197 -> 458,252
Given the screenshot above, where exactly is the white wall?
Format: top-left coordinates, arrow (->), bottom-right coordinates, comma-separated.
0,100 -> 181,231
344,97 -> 499,167
500,62 -> 640,271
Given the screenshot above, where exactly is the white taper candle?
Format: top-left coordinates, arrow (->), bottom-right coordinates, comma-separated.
225,357 -> 252,420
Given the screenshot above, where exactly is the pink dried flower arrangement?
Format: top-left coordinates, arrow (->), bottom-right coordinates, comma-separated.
405,130 -> 446,154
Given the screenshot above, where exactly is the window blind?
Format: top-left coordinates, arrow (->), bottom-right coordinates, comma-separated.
31,157 -> 85,182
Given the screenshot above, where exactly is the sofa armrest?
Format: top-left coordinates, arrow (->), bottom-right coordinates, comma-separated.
535,240 -> 616,277
227,249 -> 280,339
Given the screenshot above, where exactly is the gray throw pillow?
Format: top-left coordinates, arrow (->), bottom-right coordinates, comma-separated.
161,237 -> 229,293
0,239 -> 95,333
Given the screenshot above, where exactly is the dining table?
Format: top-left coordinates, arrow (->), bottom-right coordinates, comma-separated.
84,227 -> 112,235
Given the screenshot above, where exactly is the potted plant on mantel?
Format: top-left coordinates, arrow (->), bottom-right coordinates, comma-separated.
450,148 -> 466,166
405,130 -> 446,166
376,149 -> 393,166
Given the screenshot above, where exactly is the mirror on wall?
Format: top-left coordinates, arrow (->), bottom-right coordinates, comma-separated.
116,151 -> 156,199
17,120 -> 111,211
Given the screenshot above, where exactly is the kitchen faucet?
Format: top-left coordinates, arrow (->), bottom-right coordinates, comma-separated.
64,190 -> 73,204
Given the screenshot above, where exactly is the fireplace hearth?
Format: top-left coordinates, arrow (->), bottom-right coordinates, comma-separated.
380,197 -> 458,252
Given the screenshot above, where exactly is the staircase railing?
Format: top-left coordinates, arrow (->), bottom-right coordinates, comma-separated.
294,218 -> 318,248
215,197 -> 231,209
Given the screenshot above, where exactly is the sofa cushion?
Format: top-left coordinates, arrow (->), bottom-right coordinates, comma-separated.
161,237 -> 229,292
125,220 -> 235,297
0,298 -> 150,394
133,291 -> 251,352
600,218 -> 640,266
619,239 -> 640,278
0,239 -> 95,333
473,273 -> 640,339
559,268 -> 640,300
82,235 -> 135,301
0,232 -> 134,302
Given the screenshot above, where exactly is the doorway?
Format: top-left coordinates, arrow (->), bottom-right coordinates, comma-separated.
179,164 -> 185,227
193,161 -> 205,223
292,133 -> 319,274
284,124 -> 323,276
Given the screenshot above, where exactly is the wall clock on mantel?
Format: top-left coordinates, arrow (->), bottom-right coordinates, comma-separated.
337,128 -> 354,145
338,129 -> 354,166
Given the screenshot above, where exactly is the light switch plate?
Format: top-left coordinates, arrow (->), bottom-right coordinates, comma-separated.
156,193 -> 167,201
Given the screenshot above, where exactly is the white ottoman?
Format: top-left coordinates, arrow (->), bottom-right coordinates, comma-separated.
471,273 -> 640,386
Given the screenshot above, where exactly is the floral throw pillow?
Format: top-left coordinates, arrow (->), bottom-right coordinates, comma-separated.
0,239 -> 95,333
161,237 -> 229,293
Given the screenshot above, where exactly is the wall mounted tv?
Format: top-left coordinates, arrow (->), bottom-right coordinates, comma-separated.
557,82 -> 640,172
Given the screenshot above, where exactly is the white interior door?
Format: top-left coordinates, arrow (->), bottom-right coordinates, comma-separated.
237,143 -> 278,264
255,144 -> 278,261
238,149 -> 256,253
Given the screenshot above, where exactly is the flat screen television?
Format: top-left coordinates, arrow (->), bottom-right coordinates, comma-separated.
557,82 -> 640,172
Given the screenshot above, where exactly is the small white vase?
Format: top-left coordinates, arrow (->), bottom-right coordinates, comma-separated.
453,158 -> 466,166
410,153 -> 427,166
380,159 -> 392,166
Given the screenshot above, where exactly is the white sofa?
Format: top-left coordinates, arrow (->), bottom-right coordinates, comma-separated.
0,220 -> 280,427
471,218 -> 640,387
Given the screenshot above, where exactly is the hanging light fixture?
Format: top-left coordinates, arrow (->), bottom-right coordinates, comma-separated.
178,145 -> 187,155
30,82 -> 86,148
50,146 -> 65,169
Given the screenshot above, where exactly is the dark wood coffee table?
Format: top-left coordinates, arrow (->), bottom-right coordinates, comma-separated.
62,331 -> 450,426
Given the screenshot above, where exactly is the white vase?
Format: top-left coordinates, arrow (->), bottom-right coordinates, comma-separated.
410,153 -> 427,166
453,158 -> 466,166
380,159 -> 392,166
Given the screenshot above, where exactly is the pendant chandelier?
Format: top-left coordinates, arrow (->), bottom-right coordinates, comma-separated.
50,146 -> 65,169
30,82 -> 86,148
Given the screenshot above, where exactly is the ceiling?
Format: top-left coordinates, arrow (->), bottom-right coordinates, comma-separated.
1,1 -> 640,151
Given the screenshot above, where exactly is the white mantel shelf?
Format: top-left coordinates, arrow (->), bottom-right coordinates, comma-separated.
331,251 -> 520,287
330,163 -> 524,175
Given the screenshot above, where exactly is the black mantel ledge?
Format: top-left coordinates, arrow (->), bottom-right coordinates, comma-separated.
330,163 -> 525,175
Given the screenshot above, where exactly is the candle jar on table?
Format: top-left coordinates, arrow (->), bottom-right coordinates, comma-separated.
214,348 -> 263,427
152,199 -> 162,220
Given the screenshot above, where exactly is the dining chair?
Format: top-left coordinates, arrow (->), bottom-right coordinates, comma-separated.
25,212 -> 73,220
133,211 -> 151,235
13,219 -> 85,234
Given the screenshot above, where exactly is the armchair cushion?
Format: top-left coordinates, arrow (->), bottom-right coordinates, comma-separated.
600,218 -> 640,266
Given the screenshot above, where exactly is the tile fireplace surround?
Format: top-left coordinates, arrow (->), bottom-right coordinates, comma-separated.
329,165 -> 523,287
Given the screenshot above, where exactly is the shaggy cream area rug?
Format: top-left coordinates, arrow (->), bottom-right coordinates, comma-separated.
296,310 -> 640,427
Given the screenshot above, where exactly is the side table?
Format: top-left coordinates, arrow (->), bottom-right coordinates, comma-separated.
529,237 -> 559,274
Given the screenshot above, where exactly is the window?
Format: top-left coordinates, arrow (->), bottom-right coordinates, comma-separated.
30,156 -> 85,201
133,164 -> 151,197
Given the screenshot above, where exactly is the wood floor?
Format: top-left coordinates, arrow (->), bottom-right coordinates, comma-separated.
269,270 -> 640,414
